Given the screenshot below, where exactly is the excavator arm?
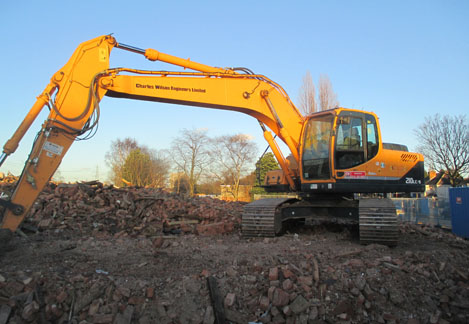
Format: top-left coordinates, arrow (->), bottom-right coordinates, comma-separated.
0,35 -> 304,232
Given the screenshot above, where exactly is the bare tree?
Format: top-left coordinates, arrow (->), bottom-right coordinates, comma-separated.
415,114 -> 469,186
169,128 -> 210,196
147,148 -> 170,188
298,71 -> 317,115
298,73 -> 339,114
51,168 -> 65,183
210,134 -> 258,201
170,172 -> 191,194
318,74 -> 339,111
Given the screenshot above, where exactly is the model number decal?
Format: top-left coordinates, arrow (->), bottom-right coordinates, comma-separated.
405,177 -> 421,184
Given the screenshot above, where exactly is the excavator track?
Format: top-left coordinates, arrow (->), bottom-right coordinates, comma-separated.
241,198 -> 293,237
242,197 -> 399,246
359,198 -> 398,246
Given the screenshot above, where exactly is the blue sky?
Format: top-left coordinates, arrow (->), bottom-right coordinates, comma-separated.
1,1 -> 468,182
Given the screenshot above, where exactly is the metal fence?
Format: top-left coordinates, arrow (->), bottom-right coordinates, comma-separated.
392,198 -> 452,229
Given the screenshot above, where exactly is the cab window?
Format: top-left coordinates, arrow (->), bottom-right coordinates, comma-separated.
335,116 -> 365,169
366,115 -> 379,160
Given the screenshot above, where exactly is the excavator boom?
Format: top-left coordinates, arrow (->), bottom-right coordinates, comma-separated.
0,35 -> 304,232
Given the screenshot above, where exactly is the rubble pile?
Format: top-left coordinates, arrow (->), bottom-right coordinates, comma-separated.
6,181 -> 244,237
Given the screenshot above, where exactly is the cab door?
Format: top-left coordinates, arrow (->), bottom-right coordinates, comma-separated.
334,111 -> 379,170
301,113 -> 334,180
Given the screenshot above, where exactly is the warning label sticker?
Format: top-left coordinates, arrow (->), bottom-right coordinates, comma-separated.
344,171 -> 366,179
43,141 -> 63,156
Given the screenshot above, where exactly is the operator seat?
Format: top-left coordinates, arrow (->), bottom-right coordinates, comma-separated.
344,128 -> 361,148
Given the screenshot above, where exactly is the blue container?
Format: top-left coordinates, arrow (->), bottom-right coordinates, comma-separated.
449,187 -> 469,238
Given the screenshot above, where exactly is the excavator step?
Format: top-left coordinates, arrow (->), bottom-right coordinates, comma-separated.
359,198 -> 398,246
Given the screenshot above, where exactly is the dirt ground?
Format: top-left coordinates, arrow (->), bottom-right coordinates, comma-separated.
1,183 -> 469,324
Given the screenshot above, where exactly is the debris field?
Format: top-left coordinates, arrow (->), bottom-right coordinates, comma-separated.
0,177 -> 468,324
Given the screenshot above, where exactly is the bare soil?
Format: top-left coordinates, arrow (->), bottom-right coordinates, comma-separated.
1,221 -> 469,324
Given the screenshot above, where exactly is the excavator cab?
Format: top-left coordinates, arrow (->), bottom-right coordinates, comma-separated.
297,108 -> 424,195
300,109 -> 377,184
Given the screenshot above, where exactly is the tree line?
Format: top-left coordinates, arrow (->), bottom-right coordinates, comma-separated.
104,131 -> 280,200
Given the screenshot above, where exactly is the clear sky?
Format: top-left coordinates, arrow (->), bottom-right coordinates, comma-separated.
1,0 -> 468,182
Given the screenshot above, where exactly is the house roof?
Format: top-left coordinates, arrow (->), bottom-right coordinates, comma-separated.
426,171 -> 452,186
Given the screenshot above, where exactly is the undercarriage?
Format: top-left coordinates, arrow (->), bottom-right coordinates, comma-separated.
242,195 -> 398,246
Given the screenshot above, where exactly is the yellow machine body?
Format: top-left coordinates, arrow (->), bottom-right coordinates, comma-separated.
0,35 -> 424,233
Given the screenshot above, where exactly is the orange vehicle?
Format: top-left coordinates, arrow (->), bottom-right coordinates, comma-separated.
0,35 -> 424,245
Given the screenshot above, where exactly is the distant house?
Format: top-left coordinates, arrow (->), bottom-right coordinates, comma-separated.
461,176 -> 469,187
426,171 -> 452,199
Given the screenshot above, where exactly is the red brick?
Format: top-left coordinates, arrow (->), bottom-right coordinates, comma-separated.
117,287 -> 131,298
348,259 -> 364,267
200,269 -> 210,278
259,296 -> 270,311
92,314 -> 114,323
272,288 -> 290,307
146,287 -> 154,299
56,290 -> 68,304
269,267 -> 279,281
282,279 -> 293,291
128,296 -> 145,305
282,268 -> 295,279
224,293 -> 236,308
196,222 -> 229,236
297,276 -> 312,286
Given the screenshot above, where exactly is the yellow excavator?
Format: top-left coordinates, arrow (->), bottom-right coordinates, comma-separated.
0,35 -> 424,245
